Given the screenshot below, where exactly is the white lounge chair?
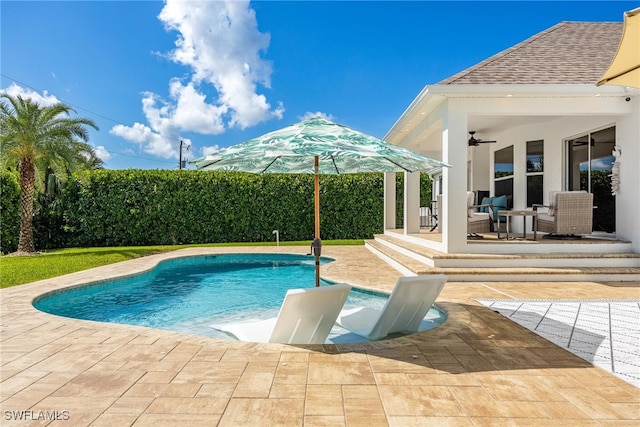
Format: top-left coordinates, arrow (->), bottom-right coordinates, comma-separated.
211,283 -> 351,344
335,275 -> 448,340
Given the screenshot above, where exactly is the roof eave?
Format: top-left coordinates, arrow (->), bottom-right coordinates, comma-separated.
427,83 -> 634,97
384,85 -> 446,141
385,83 -> 636,143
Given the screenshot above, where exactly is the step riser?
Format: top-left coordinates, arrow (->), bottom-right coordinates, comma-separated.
438,273 -> 640,282
384,230 -> 441,248
368,237 -> 640,282
384,230 -> 634,254
435,258 -> 640,269
376,236 -> 640,269
365,243 -> 416,277
374,238 -> 435,267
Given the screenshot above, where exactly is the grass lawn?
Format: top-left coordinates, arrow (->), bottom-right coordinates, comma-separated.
0,240 -> 363,289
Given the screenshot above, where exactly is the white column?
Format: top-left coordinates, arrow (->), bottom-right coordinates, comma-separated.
441,103 -> 468,253
383,172 -> 396,230
403,171 -> 420,234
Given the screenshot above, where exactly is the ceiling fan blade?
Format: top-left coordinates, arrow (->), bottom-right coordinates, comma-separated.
468,132 -> 497,146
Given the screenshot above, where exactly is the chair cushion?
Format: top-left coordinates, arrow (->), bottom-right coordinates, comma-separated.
479,197 -> 489,213
469,212 -> 490,223
537,212 -> 554,222
492,194 -> 508,214
480,195 -> 508,219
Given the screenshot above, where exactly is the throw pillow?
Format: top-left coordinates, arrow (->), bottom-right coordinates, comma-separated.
480,197 -> 491,213
492,194 -> 508,220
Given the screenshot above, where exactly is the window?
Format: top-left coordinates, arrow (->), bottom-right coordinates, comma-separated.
526,140 -> 544,206
494,146 -> 513,198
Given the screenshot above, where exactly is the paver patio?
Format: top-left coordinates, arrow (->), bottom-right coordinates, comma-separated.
1,246 -> 638,426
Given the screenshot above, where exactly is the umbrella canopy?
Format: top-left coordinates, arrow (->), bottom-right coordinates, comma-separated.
192,117 -> 449,286
597,8 -> 640,88
192,117 -> 446,174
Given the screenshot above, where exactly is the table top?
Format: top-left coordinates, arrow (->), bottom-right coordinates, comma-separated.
498,210 -> 537,216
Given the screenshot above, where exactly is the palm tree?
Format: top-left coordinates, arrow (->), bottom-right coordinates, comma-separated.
0,93 -> 100,254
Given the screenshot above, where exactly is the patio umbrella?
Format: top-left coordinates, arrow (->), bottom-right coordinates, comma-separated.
597,8 -> 640,88
192,117 -> 448,287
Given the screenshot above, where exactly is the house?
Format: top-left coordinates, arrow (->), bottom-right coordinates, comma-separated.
382,20 -> 640,258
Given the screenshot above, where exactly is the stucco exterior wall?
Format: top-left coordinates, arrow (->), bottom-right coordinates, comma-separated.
613,97 -> 640,251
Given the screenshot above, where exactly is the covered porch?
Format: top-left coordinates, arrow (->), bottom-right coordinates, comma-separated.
382,83 -> 639,256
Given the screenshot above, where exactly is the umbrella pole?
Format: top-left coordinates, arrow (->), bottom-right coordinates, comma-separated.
314,156 -> 321,287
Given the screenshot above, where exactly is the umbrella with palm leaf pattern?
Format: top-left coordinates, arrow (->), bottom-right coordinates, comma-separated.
192,117 -> 448,287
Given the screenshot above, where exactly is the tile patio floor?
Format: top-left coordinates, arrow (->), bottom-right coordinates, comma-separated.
1,246 -> 639,426
475,299 -> 640,388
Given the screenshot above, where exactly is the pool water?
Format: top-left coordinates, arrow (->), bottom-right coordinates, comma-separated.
33,253 -> 445,343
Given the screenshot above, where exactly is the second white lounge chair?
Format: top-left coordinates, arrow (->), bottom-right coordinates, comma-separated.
335,274 -> 448,340
211,283 -> 351,344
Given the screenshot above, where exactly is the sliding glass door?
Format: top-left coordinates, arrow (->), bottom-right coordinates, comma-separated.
566,126 -> 616,233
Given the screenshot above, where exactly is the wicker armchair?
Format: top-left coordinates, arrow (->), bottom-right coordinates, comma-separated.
467,191 -> 493,237
533,191 -> 593,237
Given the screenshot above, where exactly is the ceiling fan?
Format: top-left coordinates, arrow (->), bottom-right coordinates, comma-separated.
573,137 -> 614,147
573,138 -> 594,147
468,131 -> 497,146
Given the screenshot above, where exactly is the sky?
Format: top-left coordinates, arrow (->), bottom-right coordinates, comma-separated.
1,1 -> 636,170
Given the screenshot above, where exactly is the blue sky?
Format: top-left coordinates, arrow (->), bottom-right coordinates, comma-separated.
2,1 -> 635,170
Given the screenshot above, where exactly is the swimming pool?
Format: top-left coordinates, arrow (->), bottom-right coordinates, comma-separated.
33,253 -> 446,343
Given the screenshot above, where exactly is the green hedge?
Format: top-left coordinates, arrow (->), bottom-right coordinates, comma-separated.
0,170 -> 20,253
1,169 -> 433,251
59,170 -> 387,247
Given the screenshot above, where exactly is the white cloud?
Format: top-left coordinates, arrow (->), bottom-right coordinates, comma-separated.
110,122 -> 177,159
168,79 -> 226,134
159,0 -> 283,128
112,0 -> 283,160
202,145 -> 221,156
93,145 -> 112,161
299,111 -> 335,121
3,83 -> 60,107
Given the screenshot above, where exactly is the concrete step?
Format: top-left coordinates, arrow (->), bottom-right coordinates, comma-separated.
365,239 -> 640,282
373,233 -> 640,269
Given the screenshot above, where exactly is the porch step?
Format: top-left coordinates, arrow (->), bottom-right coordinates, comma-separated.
374,233 -> 640,268
366,236 -> 640,282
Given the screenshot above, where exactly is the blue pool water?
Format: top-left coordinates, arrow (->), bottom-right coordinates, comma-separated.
33,253 -> 445,343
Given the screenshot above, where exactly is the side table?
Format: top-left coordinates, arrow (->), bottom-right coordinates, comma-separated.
497,210 -> 537,240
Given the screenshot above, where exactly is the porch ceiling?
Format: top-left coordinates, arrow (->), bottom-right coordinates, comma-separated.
468,115 -> 556,135
398,115 -> 558,154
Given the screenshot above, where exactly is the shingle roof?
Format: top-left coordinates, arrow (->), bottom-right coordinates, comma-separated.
438,22 -> 623,85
